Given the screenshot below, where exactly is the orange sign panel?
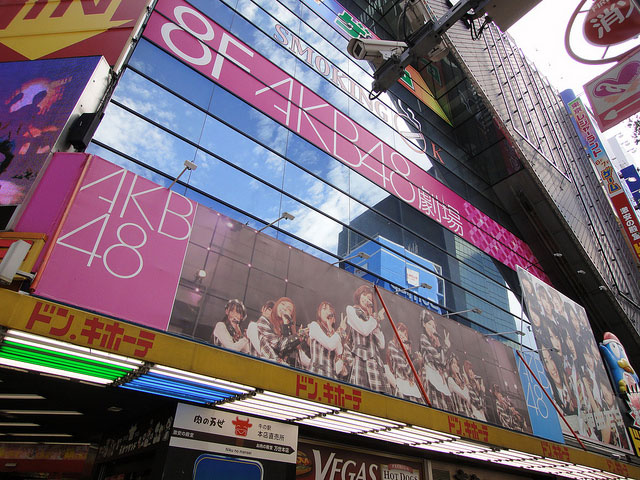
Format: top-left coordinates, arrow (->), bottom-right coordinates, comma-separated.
0,0 -> 149,65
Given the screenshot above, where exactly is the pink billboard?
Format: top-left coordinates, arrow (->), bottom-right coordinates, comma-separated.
142,0 -> 546,281
34,155 -> 196,330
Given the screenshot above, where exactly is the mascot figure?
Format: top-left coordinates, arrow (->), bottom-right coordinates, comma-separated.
600,332 -> 639,395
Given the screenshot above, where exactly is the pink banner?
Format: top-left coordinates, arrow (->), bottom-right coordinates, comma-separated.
34,156 -> 196,330
143,0 -> 545,280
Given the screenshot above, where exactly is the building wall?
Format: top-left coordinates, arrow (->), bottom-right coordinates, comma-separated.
424,0 -> 640,342
87,0 -> 538,346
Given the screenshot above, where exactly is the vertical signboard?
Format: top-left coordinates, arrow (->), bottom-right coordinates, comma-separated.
515,350 -> 564,443
0,0 -> 149,66
518,267 -> 631,451
34,155 -> 196,331
0,57 -> 103,207
566,97 -> 640,263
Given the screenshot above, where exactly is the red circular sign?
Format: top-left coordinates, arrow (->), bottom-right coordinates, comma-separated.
583,0 -> 640,46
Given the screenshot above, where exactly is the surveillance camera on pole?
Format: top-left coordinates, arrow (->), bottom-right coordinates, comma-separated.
346,0 -> 542,95
347,38 -> 408,68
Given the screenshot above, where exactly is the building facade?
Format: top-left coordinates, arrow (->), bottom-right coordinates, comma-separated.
1,0 -> 640,479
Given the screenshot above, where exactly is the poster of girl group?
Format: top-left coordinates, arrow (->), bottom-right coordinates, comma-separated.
169,206 -> 540,437
517,267 -> 630,450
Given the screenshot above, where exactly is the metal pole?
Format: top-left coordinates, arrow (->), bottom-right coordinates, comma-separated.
374,285 -> 432,407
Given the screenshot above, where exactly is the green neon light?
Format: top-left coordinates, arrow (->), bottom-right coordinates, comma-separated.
0,342 -> 132,380
0,349 -> 127,380
2,340 -> 132,372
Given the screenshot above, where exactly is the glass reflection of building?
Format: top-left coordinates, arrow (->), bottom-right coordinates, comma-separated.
88,4 -> 528,348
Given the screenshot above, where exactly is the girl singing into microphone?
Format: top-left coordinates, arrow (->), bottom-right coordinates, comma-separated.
213,299 -> 250,353
345,285 -> 389,394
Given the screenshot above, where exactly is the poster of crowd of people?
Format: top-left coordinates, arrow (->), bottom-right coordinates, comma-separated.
168,206 -> 539,437
517,267 -> 630,450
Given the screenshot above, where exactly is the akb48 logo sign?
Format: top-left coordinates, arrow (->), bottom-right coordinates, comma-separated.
34,155 -> 196,331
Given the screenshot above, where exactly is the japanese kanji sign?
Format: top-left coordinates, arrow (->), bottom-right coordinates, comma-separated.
171,403 -> 298,463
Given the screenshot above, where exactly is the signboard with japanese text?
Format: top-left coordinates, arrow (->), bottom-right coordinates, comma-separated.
2,288 -> 639,479
518,267 -> 631,451
0,57 -> 103,207
142,0 -> 547,282
584,48 -> 640,131
34,155 -> 196,330
295,441 -> 422,480
0,0 -> 149,66
171,403 -> 298,464
566,97 -> 640,263
583,0 -> 640,47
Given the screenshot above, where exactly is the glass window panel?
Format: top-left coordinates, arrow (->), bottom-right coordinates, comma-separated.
209,87 -> 289,155
198,116 -> 285,188
128,39 -> 215,110
251,0 -> 301,35
282,162 -> 350,224
189,0 -> 237,29
92,103 -> 197,180
285,133 -> 350,192
278,198 -> 344,255
228,6 -> 298,75
349,170 -> 388,212
113,69 -> 208,144
191,150 -> 283,220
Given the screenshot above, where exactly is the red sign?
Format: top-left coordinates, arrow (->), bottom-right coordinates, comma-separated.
583,0 -> 640,46
0,0 -> 149,65
584,48 -> 640,131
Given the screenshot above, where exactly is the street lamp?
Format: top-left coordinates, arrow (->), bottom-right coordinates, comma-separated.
257,212 -> 295,232
443,307 -> 482,317
394,283 -> 432,294
331,252 -> 370,265
483,330 -> 525,337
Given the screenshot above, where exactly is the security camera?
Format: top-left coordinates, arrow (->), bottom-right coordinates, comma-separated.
347,38 -> 408,67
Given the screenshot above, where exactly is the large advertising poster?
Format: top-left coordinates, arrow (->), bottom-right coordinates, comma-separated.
168,178 -> 552,439
517,267 -> 631,451
0,57 -> 102,206
31,155 -> 563,440
296,441 -> 422,479
141,0 -> 547,282
0,0 -> 149,66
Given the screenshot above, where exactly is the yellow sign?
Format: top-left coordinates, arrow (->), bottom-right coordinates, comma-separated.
0,0 -> 129,60
0,289 -> 638,479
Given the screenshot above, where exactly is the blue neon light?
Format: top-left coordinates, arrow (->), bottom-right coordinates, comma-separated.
119,372 -> 240,404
